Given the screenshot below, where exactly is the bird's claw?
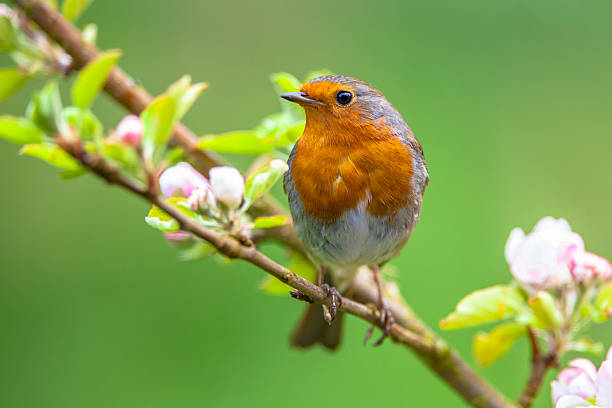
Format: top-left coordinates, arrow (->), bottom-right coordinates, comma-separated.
373,306 -> 394,346
363,303 -> 395,346
321,283 -> 342,324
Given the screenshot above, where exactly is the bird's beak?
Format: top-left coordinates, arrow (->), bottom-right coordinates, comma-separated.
280,92 -> 319,106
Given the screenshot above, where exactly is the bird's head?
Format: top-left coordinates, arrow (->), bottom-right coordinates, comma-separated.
280,75 -> 410,145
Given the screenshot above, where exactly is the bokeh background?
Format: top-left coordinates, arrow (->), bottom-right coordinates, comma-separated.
1,0 -> 611,407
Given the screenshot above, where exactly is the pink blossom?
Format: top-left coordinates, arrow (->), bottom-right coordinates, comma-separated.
115,114 -> 143,146
554,346 -> 612,408
505,217 -> 584,288
159,162 -> 209,198
552,358 -> 598,403
209,166 -> 244,210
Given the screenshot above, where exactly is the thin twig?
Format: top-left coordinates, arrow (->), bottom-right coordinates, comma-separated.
517,327 -> 558,408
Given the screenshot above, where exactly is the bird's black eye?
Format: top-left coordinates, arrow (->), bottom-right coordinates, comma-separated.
335,90 -> 353,106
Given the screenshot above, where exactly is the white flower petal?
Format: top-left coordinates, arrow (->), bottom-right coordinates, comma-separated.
556,395 -> 595,408
570,359 -> 599,382
505,227 -> 525,263
159,162 -> 209,198
209,166 -> 244,209
596,361 -> 612,408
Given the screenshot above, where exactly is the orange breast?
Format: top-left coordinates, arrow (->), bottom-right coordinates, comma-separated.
290,114 -> 414,223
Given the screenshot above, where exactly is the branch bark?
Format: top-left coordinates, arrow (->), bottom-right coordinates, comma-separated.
53,135 -> 515,408
517,327 -> 558,408
12,2 -> 521,407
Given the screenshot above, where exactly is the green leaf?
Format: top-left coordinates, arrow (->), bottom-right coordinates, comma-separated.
568,337 -> 604,355
61,0 -> 92,21
0,69 -> 29,101
102,141 -> 141,172
59,168 -> 87,179
260,251 -> 316,295
81,23 -> 98,45
473,323 -> 525,366
179,241 -> 215,262
0,17 -> 18,52
20,143 -> 83,171
168,197 -> 219,229
528,291 -> 563,330
253,215 -> 288,229
166,75 -> 208,121
141,94 -> 176,163
26,80 -> 65,135
164,147 -> 184,166
242,160 -> 289,210
145,205 -> 179,232
440,285 -> 528,330
0,116 -> 43,144
72,49 -> 121,108
62,107 -> 103,140
255,111 -> 304,142
595,282 -> 612,320
270,72 -> 301,94
198,131 -> 276,154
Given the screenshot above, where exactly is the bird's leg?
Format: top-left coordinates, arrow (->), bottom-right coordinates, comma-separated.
317,267 -> 342,324
367,264 -> 394,346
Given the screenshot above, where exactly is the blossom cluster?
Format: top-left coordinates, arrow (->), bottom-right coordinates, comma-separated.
505,217 -> 611,289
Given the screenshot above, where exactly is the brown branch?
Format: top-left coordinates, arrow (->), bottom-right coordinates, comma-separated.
55,135 -> 514,408
11,0 -> 302,254
517,327 -> 558,408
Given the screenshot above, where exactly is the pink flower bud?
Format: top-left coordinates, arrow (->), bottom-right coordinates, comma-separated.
187,185 -> 215,212
570,251 -> 612,283
115,114 -> 143,146
159,162 -> 209,198
164,231 -> 192,244
209,166 -> 244,210
552,358 -> 598,403
505,217 -> 583,289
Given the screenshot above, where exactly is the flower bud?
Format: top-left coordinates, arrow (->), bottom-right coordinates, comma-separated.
115,114 -> 143,146
209,166 -> 244,210
159,162 -> 209,198
187,185 -> 215,212
570,251 -> 612,283
164,230 -> 193,245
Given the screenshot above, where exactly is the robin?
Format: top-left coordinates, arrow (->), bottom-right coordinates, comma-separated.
281,75 -> 429,349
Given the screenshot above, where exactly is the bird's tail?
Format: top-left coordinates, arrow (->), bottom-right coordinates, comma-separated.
290,303 -> 344,350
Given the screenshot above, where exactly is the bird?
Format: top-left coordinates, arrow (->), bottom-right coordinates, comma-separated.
281,75 -> 429,350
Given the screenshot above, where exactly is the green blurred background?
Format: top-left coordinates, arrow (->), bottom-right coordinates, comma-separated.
1,0 -> 611,406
